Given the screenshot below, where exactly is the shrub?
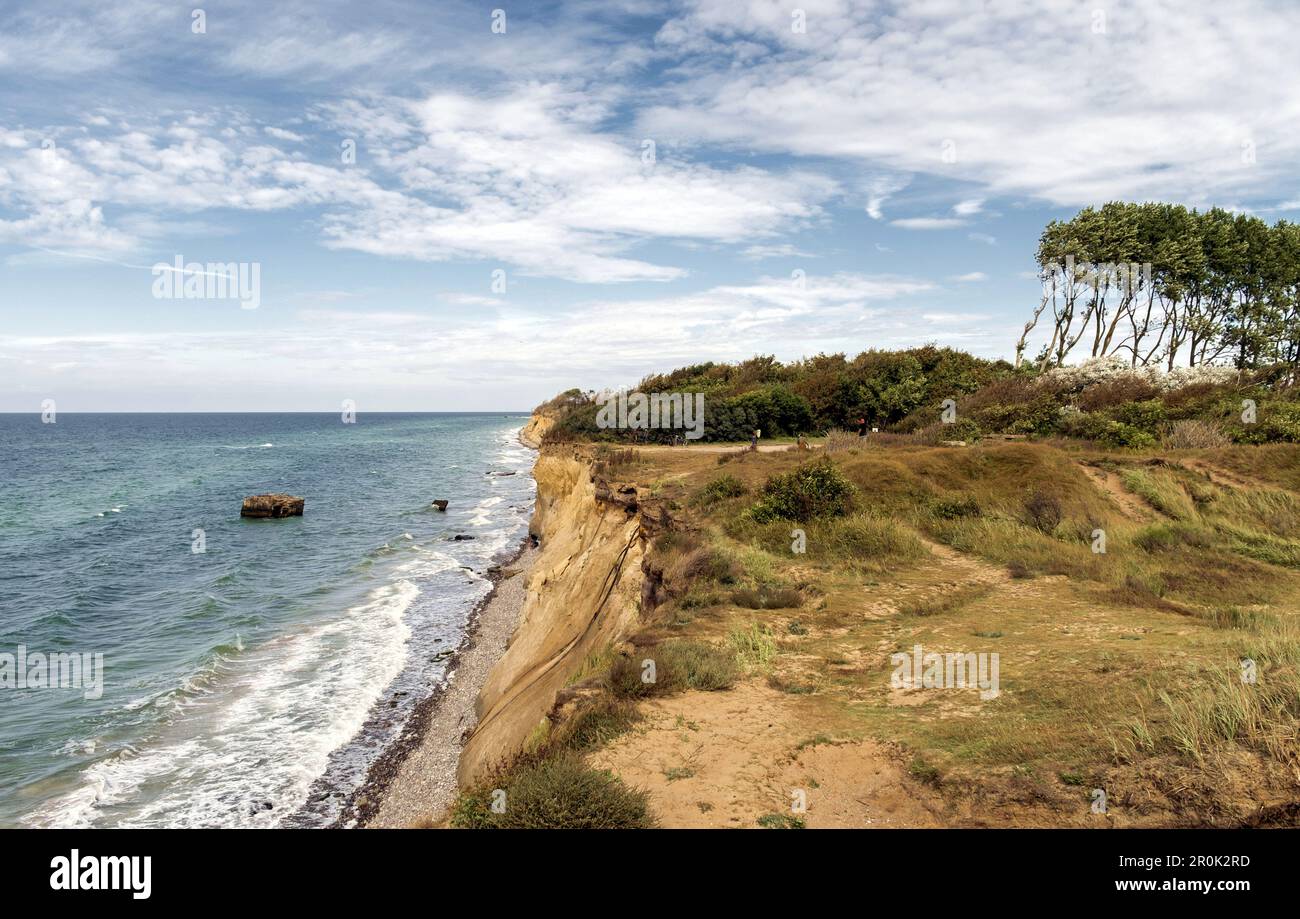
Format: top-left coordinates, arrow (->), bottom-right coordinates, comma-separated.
1022,489 -> 1063,534
550,697 -> 641,752
1232,402 -> 1300,444
750,457 -> 856,522
931,495 -> 982,519
756,813 -> 806,829
822,428 -> 862,453
1164,419 -> 1231,449
1063,411 -> 1157,448
450,754 -> 654,829
697,474 -> 747,504
732,586 -> 803,609
1110,399 -> 1167,432
940,417 -> 982,442
607,639 -> 738,697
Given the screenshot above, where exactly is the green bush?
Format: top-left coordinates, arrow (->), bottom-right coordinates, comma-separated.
942,417 -> 982,442
607,639 -> 738,697
451,754 -> 654,829
1060,410 -> 1156,448
1232,402 -> 1300,444
1109,399 -> 1167,432
931,495 -> 982,519
750,457 -> 856,522
697,474 -> 747,504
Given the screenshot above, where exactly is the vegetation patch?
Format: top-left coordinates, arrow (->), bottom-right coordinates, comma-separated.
451,753 -> 655,829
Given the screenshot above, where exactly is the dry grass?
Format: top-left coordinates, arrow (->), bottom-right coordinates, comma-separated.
1164,419 -> 1231,449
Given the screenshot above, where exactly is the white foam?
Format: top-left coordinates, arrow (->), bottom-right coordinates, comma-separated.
25,578 -> 419,828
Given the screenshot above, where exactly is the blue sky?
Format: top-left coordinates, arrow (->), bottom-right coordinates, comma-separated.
4,0 -> 1300,411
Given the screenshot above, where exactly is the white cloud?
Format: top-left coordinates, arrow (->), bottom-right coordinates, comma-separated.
645,0 -> 1300,209
0,85 -> 833,282
890,217 -> 967,230
0,272 -> 958,409
950,272 -> 987,282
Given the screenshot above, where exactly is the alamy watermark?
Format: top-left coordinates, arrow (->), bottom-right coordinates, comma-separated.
596,391 -> 705,440
890,644 -> 1000,700
1,646 -> 104,700
151,255 -> 261,310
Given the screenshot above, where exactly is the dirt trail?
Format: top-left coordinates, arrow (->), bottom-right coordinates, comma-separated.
1077,463 -> 1153,520
588,682 -> 945,828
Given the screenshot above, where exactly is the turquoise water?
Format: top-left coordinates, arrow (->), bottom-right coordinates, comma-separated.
0,413 -> 534,827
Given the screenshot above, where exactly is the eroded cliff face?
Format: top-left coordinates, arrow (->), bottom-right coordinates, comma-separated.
457,447 -> 647,785
518,411 -> 556,448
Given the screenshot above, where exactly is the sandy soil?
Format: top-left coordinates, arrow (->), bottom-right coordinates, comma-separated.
364,546 -> 537,828
588,681 -> 945,828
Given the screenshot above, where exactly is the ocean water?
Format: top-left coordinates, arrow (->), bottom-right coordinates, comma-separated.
0,413 -> 535,828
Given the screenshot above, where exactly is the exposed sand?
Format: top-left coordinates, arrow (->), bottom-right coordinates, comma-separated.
363,545 -> 537,828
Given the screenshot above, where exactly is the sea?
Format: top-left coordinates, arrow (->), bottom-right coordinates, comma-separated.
0,412 -> 535,828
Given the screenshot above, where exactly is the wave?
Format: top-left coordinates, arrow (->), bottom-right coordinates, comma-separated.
25,578 -> 419,828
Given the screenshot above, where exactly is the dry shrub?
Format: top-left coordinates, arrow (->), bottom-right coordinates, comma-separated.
1022,489 -> 1063,533
822,428 -> 862,453
1077,376 -> 1159,411
959,376 -> 1045,414
1163,419 -> 1231,449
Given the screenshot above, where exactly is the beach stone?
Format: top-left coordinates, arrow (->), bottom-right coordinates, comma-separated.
432,499 -> 449,511
451,534 -> 476,541
240,494 -> 304,518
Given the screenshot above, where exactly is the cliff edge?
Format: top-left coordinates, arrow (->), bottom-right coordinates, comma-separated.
457,440 -> 648,784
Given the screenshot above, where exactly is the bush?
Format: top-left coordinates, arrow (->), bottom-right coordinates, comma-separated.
750,457 -> 856,522
732,586 -> 803,609
1164,419 -> 1231,449
550,697 -> 641,752
1110,399 -> 1167,432
1022,489 -> 1063,533
697,474 -> 747,504
941,417 -> 982,442
1059,410 -> 1157,448
822,428 -> 862,453
931,495 -> 982,519
450,754 -> 654,829
607,639 -> 738,697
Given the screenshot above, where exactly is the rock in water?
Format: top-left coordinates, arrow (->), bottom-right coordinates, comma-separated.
432,499 -> 449,511
241,494 -> 305,518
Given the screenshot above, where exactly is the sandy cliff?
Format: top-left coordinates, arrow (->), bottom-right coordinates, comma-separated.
457,443 -> 648,784
518,410 -> 556,448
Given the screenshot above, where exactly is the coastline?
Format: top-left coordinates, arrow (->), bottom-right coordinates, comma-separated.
335,427 -> 540,829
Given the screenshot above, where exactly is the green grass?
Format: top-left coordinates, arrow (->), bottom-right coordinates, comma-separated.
607,639 -> 739,698
756,812 -> 806,829
450,753 -> 655,829
729,620 -> 778,673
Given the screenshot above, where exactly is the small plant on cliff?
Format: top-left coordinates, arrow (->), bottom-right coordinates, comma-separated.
749,457 -> 856,523
450,753 -> 655,829
607,639 -> 738,698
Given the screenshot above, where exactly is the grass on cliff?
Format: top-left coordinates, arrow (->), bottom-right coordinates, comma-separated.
607,638 -> 738,698
450,753 -> 655,829
624,440 -> 1300,819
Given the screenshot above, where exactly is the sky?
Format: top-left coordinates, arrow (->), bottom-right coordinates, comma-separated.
4,0 -> 1300,411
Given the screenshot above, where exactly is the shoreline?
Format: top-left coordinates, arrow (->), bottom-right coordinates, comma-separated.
335,429 -> 540,829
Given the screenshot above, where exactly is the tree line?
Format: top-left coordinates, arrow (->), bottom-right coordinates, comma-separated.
1016,202 -> 1300,376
